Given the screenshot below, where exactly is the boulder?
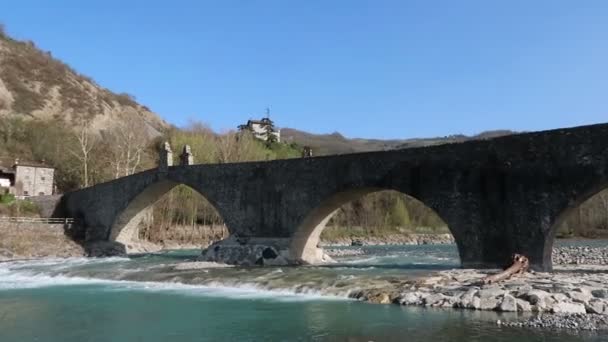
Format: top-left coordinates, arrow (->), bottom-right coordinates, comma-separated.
478,287 -> 504,299
516,299 -> 532,312
499,294 -> 518,312
367,292 -> 391,304
585,299 -> 606,314
518,290 -> 550,305
458,289 -> 478,308
591,289 -> 608,299
479,297 -> 499,311
399,292 -> 421,306
469,296 -> 481,310
551,302 -> 586,314
424,293 -> 445,306
568,289 -> 593,304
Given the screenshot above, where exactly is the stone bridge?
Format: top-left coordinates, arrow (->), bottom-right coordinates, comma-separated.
56,123 -> 608,271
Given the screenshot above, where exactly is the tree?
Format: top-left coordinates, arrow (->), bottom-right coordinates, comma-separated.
389,196 -> 410,228
102,115 -> 151,178
69,117 -> 97,187
216,130 -> 267,163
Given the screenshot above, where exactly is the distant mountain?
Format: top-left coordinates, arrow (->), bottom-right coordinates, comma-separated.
281,128 -> 517,155
0,28 -> 168,135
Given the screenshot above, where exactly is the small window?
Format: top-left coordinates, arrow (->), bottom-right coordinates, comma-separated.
39,192 -> 45,196
41,177 -> 45,181
23,191 -> 29,196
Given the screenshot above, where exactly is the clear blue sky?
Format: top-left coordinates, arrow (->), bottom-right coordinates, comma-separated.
2,1 -> 607,139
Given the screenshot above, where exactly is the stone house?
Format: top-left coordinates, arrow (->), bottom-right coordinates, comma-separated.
0,159 -> 55,197
238,117 -> 281,143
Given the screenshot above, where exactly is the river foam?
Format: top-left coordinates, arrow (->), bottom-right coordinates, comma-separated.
0,257 -> 349,302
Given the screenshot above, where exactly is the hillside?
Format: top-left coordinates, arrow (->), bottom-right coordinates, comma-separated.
281,128 -> 517,155
0,27 -> 168,135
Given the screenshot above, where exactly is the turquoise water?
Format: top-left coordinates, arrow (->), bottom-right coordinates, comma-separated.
0,243 -> 606,341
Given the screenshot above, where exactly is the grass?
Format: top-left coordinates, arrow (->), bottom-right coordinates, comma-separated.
0,197 -> 40,217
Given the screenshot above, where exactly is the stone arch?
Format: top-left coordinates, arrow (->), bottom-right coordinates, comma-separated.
546,181 -> 608,267
109,179 -> 229,250
290,186 -> 453,264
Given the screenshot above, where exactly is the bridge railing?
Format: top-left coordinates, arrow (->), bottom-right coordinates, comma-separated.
0,217 -> 75,224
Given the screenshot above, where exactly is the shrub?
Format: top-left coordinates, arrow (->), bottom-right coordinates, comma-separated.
0,193 -> 15,205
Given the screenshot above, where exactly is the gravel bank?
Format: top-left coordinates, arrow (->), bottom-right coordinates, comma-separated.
552,246 -> 608,265
500,313 -> 608,331
350,265 -> 608,330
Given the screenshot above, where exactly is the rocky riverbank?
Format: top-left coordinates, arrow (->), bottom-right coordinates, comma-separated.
0,222 -> 84,260
500,313 -> 608,331
319,233 -> 455,247
552,245 -> 608,265
350,265 -> 608,330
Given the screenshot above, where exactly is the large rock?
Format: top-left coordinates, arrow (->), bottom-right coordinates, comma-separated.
424,293 -> 446,306
469,296 -> 481,310
457,289 -> 478,308
551,302 -> 586,314
367,292 -> 392,304
585,299 -> 607,314
499,294 -> 517,312
399,292 -> 421,306
591,289 -> 608,299
479,297 -> 499,310
199,236 -> 292,266
516,299 -> 532,312
478,287 -> 504,299
568,289 -> 593,304
520,289 -> 550,305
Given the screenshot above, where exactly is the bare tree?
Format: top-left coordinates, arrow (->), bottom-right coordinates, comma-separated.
69,117 -> 97,187
216,130 -> 265,163
103,115 -> 150,178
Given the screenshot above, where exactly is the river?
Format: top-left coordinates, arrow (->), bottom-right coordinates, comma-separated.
0,243 -> 605,341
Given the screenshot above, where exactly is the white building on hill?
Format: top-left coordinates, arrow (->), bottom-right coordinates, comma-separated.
238,117 -> 281,143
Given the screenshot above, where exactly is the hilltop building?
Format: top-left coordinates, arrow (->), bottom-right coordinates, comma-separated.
238,116 -> 281,143
0,159 -> 55,197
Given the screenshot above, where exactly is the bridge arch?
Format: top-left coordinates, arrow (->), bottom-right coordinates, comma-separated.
290,187 -> 455,264
548,181 -> 608,266
109,179 -> 230,251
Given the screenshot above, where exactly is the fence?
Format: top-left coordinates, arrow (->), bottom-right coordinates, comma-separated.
0,217 -> 74,224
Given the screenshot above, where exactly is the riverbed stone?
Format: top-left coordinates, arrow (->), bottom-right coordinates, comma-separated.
499,294 -> 517,312
424,293 -> 445,306
469,296 -> 481,310
568,289 -> 592,304
591,289 -> 608,299
552,293 -> 568,302
479,297 -> 499,310
457,288 -> 478,308
516,299 -> 532,312
552,302 -> 587,314
367,292 -> 392,304
585,299 -> 607,314
520,289 -> 550,305
478,287 -> 504,299
399,292 -> 421,305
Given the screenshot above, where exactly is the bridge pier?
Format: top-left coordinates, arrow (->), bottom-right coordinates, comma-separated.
450,211 -> 554,272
